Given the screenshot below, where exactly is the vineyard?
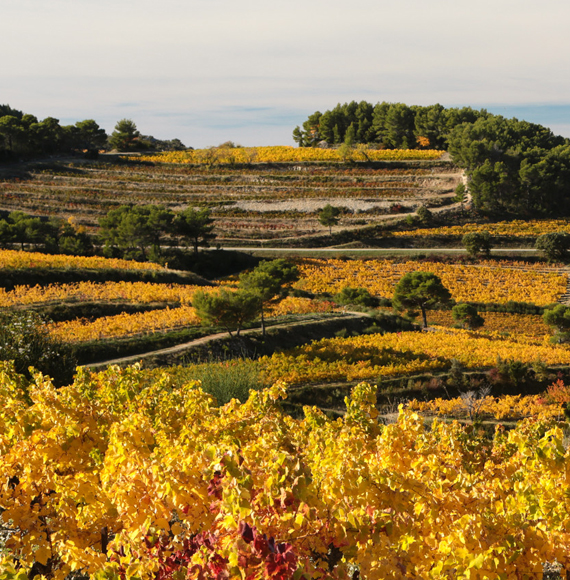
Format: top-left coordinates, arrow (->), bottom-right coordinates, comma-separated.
137,145 -> 445,164
0,281 -> 209,307
0,249 -> 164,271
48,305 -> 202,343
0,253 -> 563,353
4,149 -> 570,579
424,309 -> 551,338
294,258 -> 567,305
0,155 -> 460,243
2,366 -> 570,580
393,219 -> 570,238
256,328 -> 570,385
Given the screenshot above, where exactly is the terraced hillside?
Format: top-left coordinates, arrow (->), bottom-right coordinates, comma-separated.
0,157 -> 462,243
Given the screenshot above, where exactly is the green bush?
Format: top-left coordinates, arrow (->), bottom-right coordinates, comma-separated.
454,182 -> 466,202
462,231 -> 492,258
0,310 -> 76,386
535,232 -> 570,262
543,304 -> 570,343
489,357 -> 531,386
452,303 -> 484,330
334,286 -> 377,308
416,205 -> 432,224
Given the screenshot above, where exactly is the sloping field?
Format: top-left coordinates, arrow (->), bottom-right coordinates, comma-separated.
393,219 -> 570,238
294,258 -> 567,305
0,157 -> 462,242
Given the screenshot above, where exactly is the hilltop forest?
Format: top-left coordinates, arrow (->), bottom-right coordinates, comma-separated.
295,101 -> 570,216
0,104 -> 185,161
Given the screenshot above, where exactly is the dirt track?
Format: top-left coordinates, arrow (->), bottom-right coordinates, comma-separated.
85,312 -> 368,370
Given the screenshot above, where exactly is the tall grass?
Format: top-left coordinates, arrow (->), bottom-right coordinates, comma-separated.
175,359 -> 267,405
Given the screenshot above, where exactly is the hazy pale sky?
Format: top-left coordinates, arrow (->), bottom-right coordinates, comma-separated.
3,0 -> 570,147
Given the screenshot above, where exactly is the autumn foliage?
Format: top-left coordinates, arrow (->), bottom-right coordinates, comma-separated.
137,146 -> 443,165
2,364 -> 570,579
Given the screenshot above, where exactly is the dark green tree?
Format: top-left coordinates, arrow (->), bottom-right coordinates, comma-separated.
292,126 -> 305,146
0,104 -> 23,118
58,221 -> 93,256
452,303 -> 485,330
173,207 -> 215,253
108,119 -> 145,151
73,119 -> 108,151
99,205 -> 173,260
392,271 -> 452,328
31,117 -> 64,155
0,116 -> 24,152
317,111 -> 336,144
518,145 -> 570,214
468,160 -> 516,212
142,136 -> 187,152
192,288 -> 260,337
454,182 -> 466,202
383,103 -> 415,149
413,104 -> 448,149
462,231 -> 492,258
344,123 -> 357,146
543,304 -> 570,343
239,259 -> 299,336
6,211 -> 59,251
146,205 -> 174,259
535,232 -> 570,262
298,111 -> 322,147
319,204 -> 341,234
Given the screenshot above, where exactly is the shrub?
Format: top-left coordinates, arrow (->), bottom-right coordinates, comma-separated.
543,304 -> 570,343
334,286 -> 377,308
462,231 -> 492,258
416,205 -> 432,224
488,357 -> 531,386
389,203 -> 405,214
0,310 -> 76,386
405,215 -> 417,226
452,303 -> 485,330
447,358 -> 466,388
544,379 -> 570,405
454,182 -> 466,202
535,232 -> 570,262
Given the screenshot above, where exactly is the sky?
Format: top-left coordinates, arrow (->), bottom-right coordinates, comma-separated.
2,0 -> 570,148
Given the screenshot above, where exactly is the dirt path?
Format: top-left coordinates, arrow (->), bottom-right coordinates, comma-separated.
85,312 -> 367,370
85,330 -> 234,370
217,246 -> 538,253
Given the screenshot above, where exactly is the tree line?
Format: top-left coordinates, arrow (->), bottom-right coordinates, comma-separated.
448,114 -> 570,215
0,212 -> 93,255
99,205 -> 214,260
461,230 -> 570,263
0,205 -> 215,261
295,101 -> 570,217
293,101 -> 487,149
0,105 -> 186,161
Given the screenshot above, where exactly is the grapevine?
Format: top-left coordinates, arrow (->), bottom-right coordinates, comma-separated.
1,364 -> 570,579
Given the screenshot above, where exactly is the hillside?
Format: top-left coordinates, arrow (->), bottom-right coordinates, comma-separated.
2,142 -> 570,579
